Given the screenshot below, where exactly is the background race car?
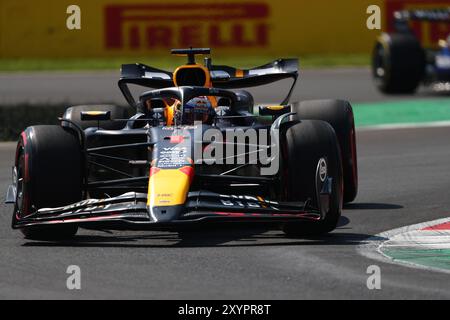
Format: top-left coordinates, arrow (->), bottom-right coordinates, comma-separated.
373,8 -> 450,93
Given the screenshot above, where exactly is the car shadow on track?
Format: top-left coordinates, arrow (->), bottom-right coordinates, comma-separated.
21,216 -> 386,248
344,203 -> 403,210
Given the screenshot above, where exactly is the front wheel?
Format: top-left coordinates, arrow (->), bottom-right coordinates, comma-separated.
292,99 -> 358,203
12,125 -> 83,240
281,120 -> 343,237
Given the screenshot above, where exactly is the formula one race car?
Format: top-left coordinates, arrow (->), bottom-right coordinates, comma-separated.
373,8 -> 450,94
5,48 -> 358,240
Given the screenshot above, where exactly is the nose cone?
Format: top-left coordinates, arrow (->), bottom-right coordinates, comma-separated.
147,166 -> 194,223
149,205 -> 185,223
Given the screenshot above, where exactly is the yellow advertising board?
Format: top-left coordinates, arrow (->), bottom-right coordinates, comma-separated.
0,0 -> 387,58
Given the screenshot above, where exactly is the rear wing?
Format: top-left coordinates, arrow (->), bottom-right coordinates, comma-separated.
394,8 -> 450,22
118,59 -> 299,107
393,8 -> 450,35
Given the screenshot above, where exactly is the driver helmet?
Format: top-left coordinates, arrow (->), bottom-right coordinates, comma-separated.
182,96 -> 216,125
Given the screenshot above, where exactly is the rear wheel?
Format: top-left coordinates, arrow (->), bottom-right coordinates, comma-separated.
281,120 -> 343,237
292,99 -> 358,203
372,33 -> 425,94
13,125 -> 83,240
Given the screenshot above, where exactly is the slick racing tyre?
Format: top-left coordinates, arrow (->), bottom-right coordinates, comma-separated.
12,125 -> 83,240
372,33 -> 425,94
292,99 -> 358,203
281,120 -> 343,237
62,104 -> 129,130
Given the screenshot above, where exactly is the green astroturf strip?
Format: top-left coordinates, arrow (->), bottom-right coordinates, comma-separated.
382,248 -> 450,271
353,99 -> 450,127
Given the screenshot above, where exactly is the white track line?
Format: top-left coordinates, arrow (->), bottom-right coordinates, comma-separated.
357,217 -> 450,275
358,120 -> 450,131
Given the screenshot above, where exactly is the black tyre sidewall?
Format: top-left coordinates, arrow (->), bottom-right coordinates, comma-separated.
282,120 -> 343,236
14,125 -> 83,240
372,33 -> 425,94
292,100 -> 358,203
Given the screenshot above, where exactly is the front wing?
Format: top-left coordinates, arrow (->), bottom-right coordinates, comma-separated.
13,192 -> 322,231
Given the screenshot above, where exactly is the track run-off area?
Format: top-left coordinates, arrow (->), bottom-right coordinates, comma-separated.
0,68 -> 449,299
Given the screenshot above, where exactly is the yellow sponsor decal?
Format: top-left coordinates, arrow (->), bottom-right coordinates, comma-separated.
147,167 -> 192,207
266,105 -> 285,111
85,111 -> 106,116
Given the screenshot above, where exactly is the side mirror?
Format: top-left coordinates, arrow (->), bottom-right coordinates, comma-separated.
80,111 -> 111,121
259,105 -> 291,116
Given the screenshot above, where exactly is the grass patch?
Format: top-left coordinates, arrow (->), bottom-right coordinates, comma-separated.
353,99 -> 450,127
0,54 -> 370,72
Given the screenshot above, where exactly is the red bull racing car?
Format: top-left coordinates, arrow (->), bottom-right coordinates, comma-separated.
5,48 -> 358,240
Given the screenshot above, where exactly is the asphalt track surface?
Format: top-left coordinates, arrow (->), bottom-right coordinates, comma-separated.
0,68 -> 449,299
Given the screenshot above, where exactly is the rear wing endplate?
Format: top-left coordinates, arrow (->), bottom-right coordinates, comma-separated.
118,59 -> 299,107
